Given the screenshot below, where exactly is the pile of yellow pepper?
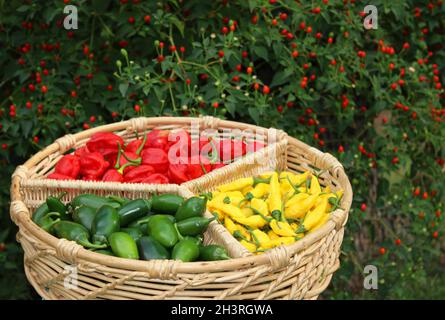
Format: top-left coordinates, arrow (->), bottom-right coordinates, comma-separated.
206,171 -> 343,254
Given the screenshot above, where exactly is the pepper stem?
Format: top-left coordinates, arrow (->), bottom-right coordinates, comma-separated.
79,240 -> 108,249
208,139 -> 219,164
136,133 -> 148,156
173,223 -> 184,241
114,141 -> 124,169
57,192 -> 68,200
117,158 -> 142,174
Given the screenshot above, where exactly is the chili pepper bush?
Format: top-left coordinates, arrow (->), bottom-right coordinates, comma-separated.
1,1 -> 445,299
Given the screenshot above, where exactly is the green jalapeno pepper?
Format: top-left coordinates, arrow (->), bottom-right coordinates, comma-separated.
121,227 -> 143,242
46,192 -> 69,220
92,249 -> 115,256
35,212 -> 61,233
70,194 -> 121,211
176,217 -> 214,236
171,239 -> 200,262
175,196 -> 207,221
53,221 -> 107,249
118,198 -> 151,226
107,195 -> 130,206
147,215 -> 178,248
32,203 -> 50,224
151,194 -> 184,214
199,245 -> 230,261
72,205 -> 96,231
128,216 -> 151,234
91,205 -> 120,245
182,235 -> 203,246
137,236 -> 170,260
109,232 -> 139,260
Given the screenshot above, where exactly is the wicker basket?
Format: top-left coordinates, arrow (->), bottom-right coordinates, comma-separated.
10,116 -> 352,300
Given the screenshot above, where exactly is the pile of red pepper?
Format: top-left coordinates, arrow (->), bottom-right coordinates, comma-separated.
48,130 -> 265,184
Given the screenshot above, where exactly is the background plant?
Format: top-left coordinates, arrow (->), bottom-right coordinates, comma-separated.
0,0 -> 444,299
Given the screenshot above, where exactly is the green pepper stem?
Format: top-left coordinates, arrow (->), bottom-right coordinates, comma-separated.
253,177 -> 271,187
122,151 -> 142,164
173,223 -> 184,241
136,133 -> 148,156
57,192 -> 68,200
233,230 -> 247,241
199,160 -> 208,174
79,240 -> 108,249
117,160 -> 141,174
247,206 -> 272,223
207,139 -> 219,164
114,141 -> 124,169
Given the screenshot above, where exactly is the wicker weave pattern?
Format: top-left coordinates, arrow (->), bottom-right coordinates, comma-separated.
10,116 -> 352,300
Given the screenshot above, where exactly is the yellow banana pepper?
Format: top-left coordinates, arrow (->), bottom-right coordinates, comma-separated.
240,240 -> 257,253
241,207 -> 254,217
261,237 -> 296,249
242,186 -> 253,196
267,230 -> 280,240
225,216 -> 251,241
309,175 -> 322,195
309,213 -> 330,233
280,171 -> 309,196
233,215 -> 268,229
285,192 -> 310,208
270,219 -> 296,237
250,198 -> 269,216
224,216 -> 238,235
284,194 -> 318,219
267,172 -> 282,217
251,229 -> 270,247
302,198 -> 329,231
213,203 -> 245,220
245,183 -> 269,200
217,176 -> 270,192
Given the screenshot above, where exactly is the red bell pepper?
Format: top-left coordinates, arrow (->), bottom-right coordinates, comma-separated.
82,175 -> 100,181
47,173 -> 75,180
211,163 -> 226,171
86,132 -> 124,160
54,154 -> 80,178
187,155 -> 212,180
141,173 -> 169,184
79,152 -> 109,179
167,129 -> 191,154
190,136 -> 211,157
141,148 -> 169,173
146,129 -> 170,150
123,165 -> 155,183
168,163 -> 189,184
74,146 -> 90,158
102,169 -> 124,182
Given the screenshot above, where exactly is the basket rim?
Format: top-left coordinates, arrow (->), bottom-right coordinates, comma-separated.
10,116 -> 353,274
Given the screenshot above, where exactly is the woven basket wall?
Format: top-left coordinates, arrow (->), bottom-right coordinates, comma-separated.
10,116 -> 352,300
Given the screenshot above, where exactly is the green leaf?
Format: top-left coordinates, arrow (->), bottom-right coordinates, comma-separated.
16,5 -> 30,12
225,102 -> 236,117
252,46 -> 269,61
119,82 -> 129,97
270,68 -> 293,87
248,107 -> 260,124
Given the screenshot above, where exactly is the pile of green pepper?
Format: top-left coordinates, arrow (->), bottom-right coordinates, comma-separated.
32,193 -> 230,262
